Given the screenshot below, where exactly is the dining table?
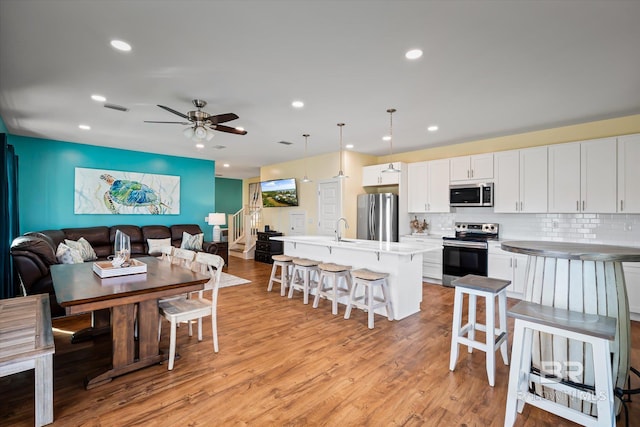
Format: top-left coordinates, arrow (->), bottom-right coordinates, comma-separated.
501,240 -> 640,415
51,256 -> 209,389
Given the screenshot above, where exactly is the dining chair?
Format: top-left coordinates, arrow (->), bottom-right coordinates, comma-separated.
158,252 -> 224,370
171,248 -> 196,268
158,245 -> 173,262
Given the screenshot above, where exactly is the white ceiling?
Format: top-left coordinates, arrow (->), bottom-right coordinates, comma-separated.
1,0 -> 639,179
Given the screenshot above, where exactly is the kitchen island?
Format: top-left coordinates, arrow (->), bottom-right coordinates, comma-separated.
271,235 -> 434,320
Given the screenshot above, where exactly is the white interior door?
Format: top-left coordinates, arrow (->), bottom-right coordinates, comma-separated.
288,212 -> 306,235
317,179 -> 342,236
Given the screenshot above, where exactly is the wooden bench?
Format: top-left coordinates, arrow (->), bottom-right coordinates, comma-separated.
0,294 -> 55,426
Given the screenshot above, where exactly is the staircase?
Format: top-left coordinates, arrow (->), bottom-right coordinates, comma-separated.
228,205 -> 262,259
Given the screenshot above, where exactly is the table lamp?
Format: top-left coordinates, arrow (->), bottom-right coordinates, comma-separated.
206,213 -> 226,242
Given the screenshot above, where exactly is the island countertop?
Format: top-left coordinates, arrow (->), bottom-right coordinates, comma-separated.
270,235 -> 435,256
501,240 -> 640,262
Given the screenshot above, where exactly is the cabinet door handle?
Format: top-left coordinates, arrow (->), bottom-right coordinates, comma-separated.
427,203 -> 430,211
621,200 -> 624,211
514,258 -> 517,268
471,169 -> 474,178
582,200 -> 585,211
515,201 -> 518,211
576,200 -> 579,211
467,170 -> 470,178
509,258 -> 513,268
520,201 -> 523,211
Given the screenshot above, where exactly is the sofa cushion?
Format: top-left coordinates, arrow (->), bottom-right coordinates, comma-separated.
180,231 -> 203,251
147,237 -> 171,255
64,237 -> 98,261
62,226 -> 111,258
56,243 -> 84,264
171,224 -> 203,247
11,235 -> 57,266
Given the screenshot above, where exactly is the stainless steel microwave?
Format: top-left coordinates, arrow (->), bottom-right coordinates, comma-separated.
449,183 -> 494,207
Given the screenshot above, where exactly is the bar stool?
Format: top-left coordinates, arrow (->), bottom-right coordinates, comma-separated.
288,258 -> 320,304
267,254 -> 294,296
504,301 -> 616,427
313,263 -> 352,315
449,274 -> 510,387
344,268 -> 393,329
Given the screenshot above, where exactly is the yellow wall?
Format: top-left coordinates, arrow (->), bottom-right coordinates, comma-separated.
247,113 -> 640,236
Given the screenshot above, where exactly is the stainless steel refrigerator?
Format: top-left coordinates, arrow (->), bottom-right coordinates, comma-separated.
356,193 -> 399,242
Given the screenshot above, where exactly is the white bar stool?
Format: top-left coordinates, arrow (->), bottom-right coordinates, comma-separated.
268,254 -> 294,296
344,268 -> 393,329
313,263 -> 352,315
449,274 -> 510,387
504,301 -> 616,427
288,258 -> 320,304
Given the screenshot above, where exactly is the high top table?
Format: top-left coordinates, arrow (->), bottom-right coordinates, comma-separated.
501,240 -> 640,415
51,257 -> 209,389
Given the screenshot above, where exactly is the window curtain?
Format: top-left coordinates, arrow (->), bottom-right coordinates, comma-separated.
1,133 -> 20,299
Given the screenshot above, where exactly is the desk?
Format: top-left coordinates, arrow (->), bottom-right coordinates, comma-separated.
51,257 -> 209,389
0,294 -> 54,426
501,240 -> 640,414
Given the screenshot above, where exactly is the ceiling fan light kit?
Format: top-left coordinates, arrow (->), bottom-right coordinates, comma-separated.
145,99 -> 248,143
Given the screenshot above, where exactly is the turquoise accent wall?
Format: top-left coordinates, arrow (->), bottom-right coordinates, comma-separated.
214,177 -> 243,217
11,136 -> 217,240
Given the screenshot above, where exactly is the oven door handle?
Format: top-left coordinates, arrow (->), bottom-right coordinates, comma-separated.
442,240 -> 488,249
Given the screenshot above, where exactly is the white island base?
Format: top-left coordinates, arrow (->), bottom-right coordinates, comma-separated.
272,236 -> 430,320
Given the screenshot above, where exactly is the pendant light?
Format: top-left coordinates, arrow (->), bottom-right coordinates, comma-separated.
333,123 -> 348,179
382,108 -> 400,173
301,133 -> 312,183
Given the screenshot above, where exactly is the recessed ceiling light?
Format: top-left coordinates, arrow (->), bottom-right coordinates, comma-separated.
382,135 -> 391,141
91,94 -> 106,102
78,124 -> 91,130
427,125 -> 439,132
345,144 -> 354,149
195,143 -> 205,149
110,39 -> 132,52
235,126 -> 245,132
291,100 -> 304,108
223,163 -> 230,168
405,49 -> 423,60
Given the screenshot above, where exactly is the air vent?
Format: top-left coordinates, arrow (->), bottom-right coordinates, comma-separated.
213,145 -> 226,150
278,141 -> 293,145
104,103 -> 129,112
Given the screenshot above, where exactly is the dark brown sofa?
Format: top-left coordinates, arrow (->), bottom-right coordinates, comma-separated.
10,224 -> 226,317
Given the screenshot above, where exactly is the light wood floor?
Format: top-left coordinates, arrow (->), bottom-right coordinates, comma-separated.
1,258 -> 639,426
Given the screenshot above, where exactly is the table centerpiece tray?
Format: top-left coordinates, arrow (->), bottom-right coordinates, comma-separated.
92,259 -> 147,278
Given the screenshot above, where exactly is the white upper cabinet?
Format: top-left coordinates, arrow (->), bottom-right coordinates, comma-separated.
407,160 -> 450,213
449,153 -> 494,182
548,142 -> 581,212
494,147 -> 547,213
362,162 -> 403,186
618,133 -> 640,213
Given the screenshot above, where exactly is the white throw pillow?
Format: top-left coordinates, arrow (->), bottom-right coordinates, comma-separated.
56,243 -> 84,264
180,231 -> 203,251
65,237 -> 97,261
147,238 -> 172,255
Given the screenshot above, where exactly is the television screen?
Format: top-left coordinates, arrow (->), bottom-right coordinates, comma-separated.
260,178 -> 299,207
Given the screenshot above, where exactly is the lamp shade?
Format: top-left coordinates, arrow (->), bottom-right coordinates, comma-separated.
207,213 -> 226,226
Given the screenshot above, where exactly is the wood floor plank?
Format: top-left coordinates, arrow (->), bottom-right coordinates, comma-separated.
1,258 -> 638,426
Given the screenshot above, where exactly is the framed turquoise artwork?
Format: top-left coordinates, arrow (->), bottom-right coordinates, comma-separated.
74,167 -> 180,214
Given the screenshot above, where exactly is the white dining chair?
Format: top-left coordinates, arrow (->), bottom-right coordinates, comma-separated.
158,245 -> 173,262
158,252 -> 224,370
171,248 -> 196,268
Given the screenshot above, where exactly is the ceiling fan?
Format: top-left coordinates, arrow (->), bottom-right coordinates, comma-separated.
145,99 -> 247,141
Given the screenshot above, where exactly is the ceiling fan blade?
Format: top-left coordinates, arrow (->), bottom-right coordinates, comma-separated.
144,120 -> 190,125
157,104 -> 189,119
207,113 -> 239,125
210,124 -> 248,135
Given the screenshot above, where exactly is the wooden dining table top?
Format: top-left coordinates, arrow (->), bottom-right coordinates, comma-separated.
51,256 -> 210,308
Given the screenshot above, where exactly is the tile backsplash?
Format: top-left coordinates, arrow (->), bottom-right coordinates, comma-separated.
411,207 -> 640,246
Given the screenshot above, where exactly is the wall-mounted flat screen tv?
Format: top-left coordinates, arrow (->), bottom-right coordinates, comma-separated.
260,178 -> 299,207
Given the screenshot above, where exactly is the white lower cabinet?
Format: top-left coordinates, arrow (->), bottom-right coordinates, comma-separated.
488,245 -> 527,299
623,262 -> 640,318
400,236 -> 442,283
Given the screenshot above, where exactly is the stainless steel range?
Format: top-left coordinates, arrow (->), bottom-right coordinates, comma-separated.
442,222 -> 499,287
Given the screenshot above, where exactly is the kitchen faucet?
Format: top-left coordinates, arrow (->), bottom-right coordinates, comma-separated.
335,217 -> 349,241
